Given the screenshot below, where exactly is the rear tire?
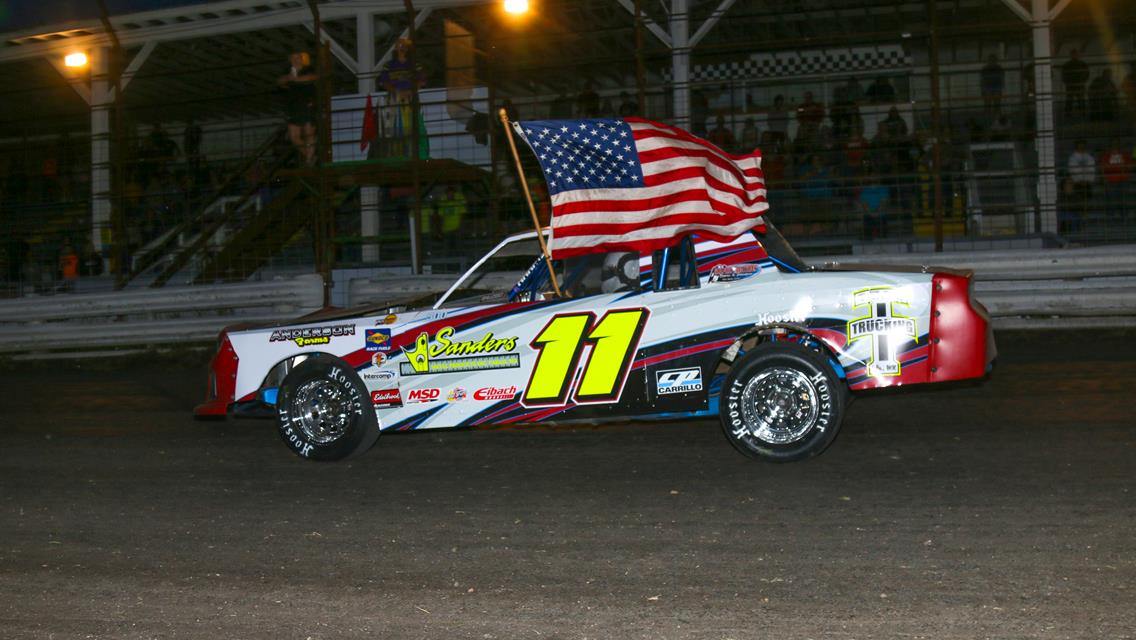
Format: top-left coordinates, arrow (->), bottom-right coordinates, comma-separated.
719,342 -> 846,462
276,355 -> 379,461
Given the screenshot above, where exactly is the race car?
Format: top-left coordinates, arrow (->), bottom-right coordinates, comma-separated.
195,222 -> 995,463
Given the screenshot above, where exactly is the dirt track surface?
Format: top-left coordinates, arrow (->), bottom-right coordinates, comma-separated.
2,332 -> 1134,639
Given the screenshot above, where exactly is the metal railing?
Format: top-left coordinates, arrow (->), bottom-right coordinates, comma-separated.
1,246 -> 1133,355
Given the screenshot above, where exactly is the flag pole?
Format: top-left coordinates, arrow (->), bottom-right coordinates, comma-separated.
498,108 -> 563,297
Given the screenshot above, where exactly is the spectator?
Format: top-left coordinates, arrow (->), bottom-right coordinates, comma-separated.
739,117 -> 760,153
617,91 -> 639,118
1099,140 -> 1130,220
1122,65 -> 1136,117
1088,68 -> 1118,122
866,76 -> 896,104
766,95 -> 790,147
378,39 -> 426,159
690,90 -> 709,136
877,106 -> 909,143
857,163 -> 890,239
981,54 -> 1005,115
58,240 -> 79,292
795,91 -> 825,136
801,154 -> 834,202
1068,140 -> 1096,202
707,114 -> 735,151
279,51 -> 319,165
599,96 -> 616,119
575,81 -> 600,118
843,122 -> 870,174
424,185 -> 468,254
843,77 -> 864,105
829,85 -> 857,140
1061,48 -> 1090,119
1057,177 -> 1080,234
550,90 -> 573,119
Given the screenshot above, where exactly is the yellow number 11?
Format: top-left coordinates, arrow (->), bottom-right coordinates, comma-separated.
522,308 -> 649,406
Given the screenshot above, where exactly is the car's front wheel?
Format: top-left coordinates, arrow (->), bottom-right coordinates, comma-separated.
719,342 -> 846,462
276,355 -> 379,461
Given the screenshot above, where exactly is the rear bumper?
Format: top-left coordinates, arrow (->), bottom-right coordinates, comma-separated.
928,271 -> 996,383
193,334 -> 239,418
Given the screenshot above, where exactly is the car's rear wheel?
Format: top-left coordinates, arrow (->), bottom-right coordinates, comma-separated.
276,355 -> 379,461
719,342 -> 846,462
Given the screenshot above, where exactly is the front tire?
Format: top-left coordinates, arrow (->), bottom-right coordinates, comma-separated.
276,355 -> 379,461
719,342 -> 846,462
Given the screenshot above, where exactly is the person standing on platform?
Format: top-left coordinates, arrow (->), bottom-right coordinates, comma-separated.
378,39 -> 427,159
278,51 -> 319,165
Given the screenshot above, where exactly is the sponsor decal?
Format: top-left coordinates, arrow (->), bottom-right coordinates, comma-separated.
371,388 -> 402,408
756,310 -> 807,324
448,387 -> 468,402
401,327 -> 520,375
363,370 -> 396,383
473,385 -> 518,401
372,352 -> 387,367
406,388 -> 441,403
708,263 -> 760,283
365,328 -> 393,352
400,353 -> 521,376
847,286 -> 918,377
270,324 -> 355,347
382,314 -> 398,325
655,367 -> 703,395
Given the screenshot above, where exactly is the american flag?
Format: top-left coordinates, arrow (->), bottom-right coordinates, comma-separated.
514,117 -> 767,259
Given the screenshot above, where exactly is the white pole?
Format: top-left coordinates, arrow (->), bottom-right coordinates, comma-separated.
1031,0 -> 1058,234
357,10 -> 382,263
670,0 -> 690,130
90,46 -> 113,270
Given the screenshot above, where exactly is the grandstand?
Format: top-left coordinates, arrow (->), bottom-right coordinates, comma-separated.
2,0 -> 1134,298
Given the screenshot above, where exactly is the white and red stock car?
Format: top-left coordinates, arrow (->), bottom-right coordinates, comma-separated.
195,223 -> 995,462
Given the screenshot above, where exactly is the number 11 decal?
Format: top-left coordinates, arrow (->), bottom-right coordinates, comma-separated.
522,307 -> 650,407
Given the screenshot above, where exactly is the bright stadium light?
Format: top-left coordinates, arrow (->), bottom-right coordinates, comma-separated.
64,52 -> 88,68
503,0 -> 529,15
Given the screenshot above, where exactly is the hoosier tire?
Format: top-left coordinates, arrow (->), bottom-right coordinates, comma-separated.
275,355 -> 380,461
719,342 -> 847,462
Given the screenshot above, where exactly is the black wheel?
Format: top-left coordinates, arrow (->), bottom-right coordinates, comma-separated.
275,355 -> 379,461
719,342 -> 847,462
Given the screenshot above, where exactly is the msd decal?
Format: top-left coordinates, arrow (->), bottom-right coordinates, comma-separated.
655,367 -> 703,395
406,388 -> 441,403
371,389 -> 402,408
474,385 -> 518,401
848,286 -> 918,376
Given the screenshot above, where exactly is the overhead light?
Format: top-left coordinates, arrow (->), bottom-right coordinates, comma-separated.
503,0 -> 529,15
64,52 -> 88,67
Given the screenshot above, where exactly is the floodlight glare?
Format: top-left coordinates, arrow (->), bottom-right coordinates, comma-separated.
64,52 -> 88,68
503,0 -> 529,15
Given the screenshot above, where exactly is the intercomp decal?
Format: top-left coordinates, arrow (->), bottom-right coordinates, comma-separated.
847,286 -> 918,377
269,324 -> 355,347
400,327 -> 520,376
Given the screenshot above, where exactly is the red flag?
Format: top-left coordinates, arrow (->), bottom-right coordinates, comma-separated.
360,94 -> 377,152
514,117 -> 767,260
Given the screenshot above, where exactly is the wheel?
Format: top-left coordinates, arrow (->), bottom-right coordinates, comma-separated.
719,341 -> 847,462
275,355 -> 380,461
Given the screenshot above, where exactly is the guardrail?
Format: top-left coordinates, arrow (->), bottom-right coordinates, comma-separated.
0,246 -> 1132,355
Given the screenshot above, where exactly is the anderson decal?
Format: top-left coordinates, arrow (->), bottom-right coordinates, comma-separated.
400,327 -> 520,376
847,286 -> 918,376
270,324 -> 355,347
